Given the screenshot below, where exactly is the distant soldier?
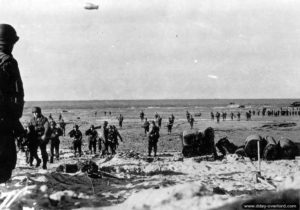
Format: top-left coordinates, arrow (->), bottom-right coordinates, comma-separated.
94,111 -> 97,117
109,111 -> 111,116
117,114 -> 124,128
102,121 -> 109,154
23,124 -> 41,167
186,111 -> 191,122
58,114 -> 66,136
0,24 -> 25,182
157,116 -> 162,128
211,112 -> 214,121
237,112 -> 241,121
48,113 -> 53,122
189,115 -> 194,129
216,112 -> 220,123
171,114 -> 175,122
148,121 -> 160,157
30,107 -> 50,169
68,125 -> 83,157
49,121 -> 63,163
167,117 -> 173,134
85,125 -> 98,154
140,110 -> 145,122
143,118 -> 150,135
154,112 -> 159,119
230,112 -> 235,120
104,111 -> 107,116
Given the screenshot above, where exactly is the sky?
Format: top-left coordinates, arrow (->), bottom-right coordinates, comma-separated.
1,0 -> 300,100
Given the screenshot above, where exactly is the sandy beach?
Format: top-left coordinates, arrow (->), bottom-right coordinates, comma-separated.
0,103 -> 299,209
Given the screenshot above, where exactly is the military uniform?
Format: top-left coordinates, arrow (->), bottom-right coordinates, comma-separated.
23,124 -> 41,167
148,123 -> 160,156
30,109 -> 50,169
0,24 -> 24,183
143,120 -> 150,135
85,126 -> 98,154
49,123 -> 63,163
69,126 -> 83,157
102,122 -> 109,154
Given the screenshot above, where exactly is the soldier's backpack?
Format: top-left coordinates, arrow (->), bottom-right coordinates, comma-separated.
244,134 -> 267,159
216,137 -> 238,156
278,138 -> 298,159
262,136 -> 279,160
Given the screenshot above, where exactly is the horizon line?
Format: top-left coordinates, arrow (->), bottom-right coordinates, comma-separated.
24,98 -> 300,102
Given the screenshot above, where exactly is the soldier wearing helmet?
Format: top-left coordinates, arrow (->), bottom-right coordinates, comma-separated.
29,107 -> 50,169
85,124 -> 98,154
0,23 -> 24,182
68,124 -> 83,157
49,120 -> 63,163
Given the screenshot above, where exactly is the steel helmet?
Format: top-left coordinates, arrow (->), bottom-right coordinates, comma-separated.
0,24 -> 19,44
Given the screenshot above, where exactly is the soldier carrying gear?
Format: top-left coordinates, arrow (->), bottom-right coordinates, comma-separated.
49,121 -> 63,163
117,114 -> 124,128
23,123 -> 41,167
30,107 -> 50,169
148,121 -> 160,157
85,124 -> 98,154
107,125 -> 123,155
0,24 -> 24,183
69,124 -> 83,157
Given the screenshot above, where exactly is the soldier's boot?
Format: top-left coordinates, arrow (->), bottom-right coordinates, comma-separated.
36,158 -> 41,168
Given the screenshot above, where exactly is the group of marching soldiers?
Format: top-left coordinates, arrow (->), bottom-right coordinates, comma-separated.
19,107 -> 124,170
19,107 -> 65,169
69,121 -> 123,157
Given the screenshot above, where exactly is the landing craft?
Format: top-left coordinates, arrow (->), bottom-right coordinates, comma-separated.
84,2 -> 99,10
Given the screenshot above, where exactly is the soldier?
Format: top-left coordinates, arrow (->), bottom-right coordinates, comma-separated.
148,121 -> 160,157
230,112 -> 235,120
167,117 -> 173,134
102,121 -> 109,154
211,112 -> 214,121
107,125 -> 123,154
140,110 -> 145,122
186,111 -> 191,122
85,125 -> 98,154
117,114 -> 124,128
237,112 -> 241,121
49,121 -> 63,163
58,114 -> 66,136
171,114 -> 175,123
189,115 -> 194,129
23,124 -> 41,167
154,112 -> 159,119
0,24 -> 24,183
68,125 -> 83,157
143,118 -> 150,135
30,107 -> 50,169
216,112 -> 220,123
157,115 -> 162,128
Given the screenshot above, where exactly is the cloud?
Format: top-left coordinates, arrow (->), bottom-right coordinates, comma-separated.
208,74 -> 218,79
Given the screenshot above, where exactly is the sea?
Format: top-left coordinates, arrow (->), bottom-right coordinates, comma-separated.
24,99 -> 300,110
